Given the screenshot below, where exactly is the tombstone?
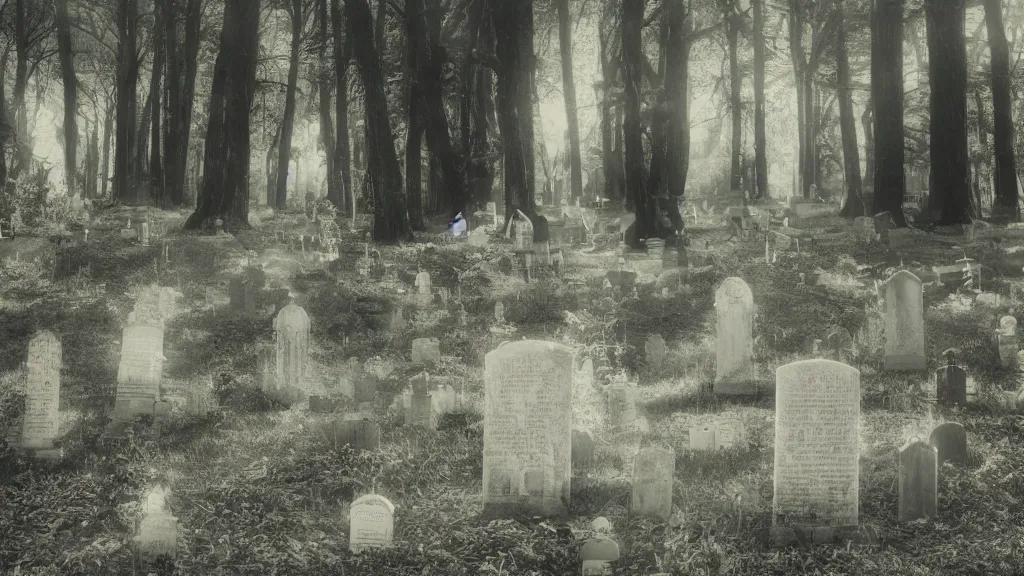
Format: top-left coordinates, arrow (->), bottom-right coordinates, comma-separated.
185,375 -> 218,417
644,334 -> 667,367
138,221 -> 150,246
512,215 -> 534,253
714,278 -> 756,394
714,417 -> 747,449
114,325 -> 166,420
228,277 -> 245,311
332,418 -> 381,451
404,373 -> 433,427
604,382 -> 638,431
935,349 -> 967,407
631,447 -> 675,520
21,331 -> 62,460
411,337 -> 441,366
483,340 -> 573,517
929,422 -> 967,466
271,304 -> 310,405
415,270 -> 432,305
773,360 -> 860,530
572,429 -> 596,470
580,538 -> 619,576
689,425 -> 716,451
898,439 -> 937,522
389,307 -> 407,333
136,508 -> 178,562
349,494 -> 395,553
882,271 -> 925,371
998,315 -> 1018,368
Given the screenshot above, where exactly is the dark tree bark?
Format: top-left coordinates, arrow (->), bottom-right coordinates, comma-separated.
87,113 -> 99,198
135,84 -> 154,183
492,0 -> 535,223
984,0 -> 1019,222
555,0 -> 583,203
422,0 -> 464,217
101,100 -> 113,199
622,0 -> 655,243
114,0 -> 140,202
0,49 -> 9,192
836,0 -> 865,217
405,0 -> 426,230
347,0 -> 411,242
598,1 -> 620,203
330,0 -> 353,213
168,0 -> 202,205
275,0 -> 303,210
375,0 -> 386,57
184,0 -> 261,230
164,0 -> 182,205
317,0 -> 338,207
150,0 -> 165,204
12,0 -> 30,178
460,0 -> 493,211
871,0 -> 906,225
752,0 -> 768,200
788,0 -> 805,199
55,0 -> 77,197
862,101 -> 874,190
925,0 -> 970,225
724,2 -> 742,194
518,0 -> 536,206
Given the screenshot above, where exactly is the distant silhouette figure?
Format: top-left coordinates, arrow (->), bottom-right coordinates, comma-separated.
448,213 -> 467,235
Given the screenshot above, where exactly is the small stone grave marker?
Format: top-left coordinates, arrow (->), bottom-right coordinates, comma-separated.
929,422 -> 967,465
882,271 -> 925,371
135,487 -> 177,562
605,383 -> 638,430
21,331 -> 62,460
332,418 -> 381,451
714,417 -> 746,449
645,334 -> 667,367
114,324 -> 165,420
998,315 -> 1018,368
714,277 -> 756,394
272,303 -> 310,405
689,425 -> 716,451
414,270 -> 432,305
572,429 -> 596,470
411,337 -> 441,366
494,301 -> 505,324
404,372 -> 433,427
580,538 -> 619,576
185,375 -> 218,417
898,438 -> 937,522
936,349 -> 967,407
631,447 -> 675,520
349,494 -> 395,553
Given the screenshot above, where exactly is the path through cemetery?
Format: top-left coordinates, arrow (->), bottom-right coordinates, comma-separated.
4,205 -> 1024,575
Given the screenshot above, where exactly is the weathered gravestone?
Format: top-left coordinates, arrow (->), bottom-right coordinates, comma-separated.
349,494 -> 395,553
185,375 -> 218,417
690,424 -> 716,450
135,487 -> 177,562
572,429 -> 596,470
272,304 -> 310,405
403,372 -> 433,427
935,349 -> 967,407
645,334 -> 667,367
929,422 -> 967,466
415,270 -> 432,305
114,324 -> 166,419
714,417 -> 747,450
332,418 -> 381,451
581,538 -> 619,576
494,301 -> 505,324
411,337 -> 441,366
898,439 -> 937,522
631,447 -> 675,520
714,277 -> 756,394
483,340 -> 573,517
773,360 -> 860,537
998,315 -> 1018,368
882,271 -> 926,371
605,383 -> 638,431
21,331 -> 62,460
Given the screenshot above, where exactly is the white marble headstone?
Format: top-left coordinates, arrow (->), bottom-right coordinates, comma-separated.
349,494 -> 395,553
883,271 -> 925,371
714,277 -> 755,394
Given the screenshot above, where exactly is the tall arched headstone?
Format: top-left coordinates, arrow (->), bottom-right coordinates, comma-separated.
773,360 -> 860,531
483,340 -> 572,517
883,271 -> 925,371
273,304 -> 311,405
714,277 -> 755,394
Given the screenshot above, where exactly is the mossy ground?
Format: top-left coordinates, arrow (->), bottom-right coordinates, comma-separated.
1,208 -> 1023,575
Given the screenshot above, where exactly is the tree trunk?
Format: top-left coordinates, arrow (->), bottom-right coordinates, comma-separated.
598,1 -> 619,204
836,0 -> 865,217
55,0 -> 78,197
101,101 -> 113,199
405,0 -> 425,230
87,113 -> 100,198
518,0 -> 535,207
184,0 -> 260,230
623,0 -> 655,243
150,0 -> 165,204
135,85 -> 154,187
331,0 -> 353,213
461,0 -> 492,212
422,0 -> 464,217
555,0 -> 583,203
317,0 -> 338,207
726,5 -> 742,195
275,0 -> 303,210
347,0 -> 411,242
862,101 -> 874,191
984,0 -> 1019,222
170,0 -> 202,205
802,38 -> 815,198
492,0 -> 535,222
115,0 -> 139,203
164,0 -> 182,205
871,0 -> 906,225
788,0 -> 805,199
752,0 -> 768,201
375,0 -> 386,57
12,0 -> 30,178
925,0 -> 970,225
266,123 -> 280,206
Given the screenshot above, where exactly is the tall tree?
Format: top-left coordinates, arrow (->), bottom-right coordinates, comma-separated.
347,0 -> 411,241
185,0 -> 261,229
114,0 -> 139,202
518,0 -> 535,207
871,0 -> 905,225
622,0 -> 655,242
723,0 -> 742,194
422,0 -> 463,217
330,0 -> 353,213
460,0 -> 494,210
164,0 -> 182,205
316,0 -> 338,207
12,0 -> 31,177
54,0 -> 78,197
787,0 -> 805,198
150,0 -> 165,203
274,0 -> 305,210
925,0 -> 970,224
983,0 -> 1019,222
405,0 -> 426,230
836,0 -> 865,217
751,0 -> 768,200
597,0 -> 621,203
555,0 -> 582,204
